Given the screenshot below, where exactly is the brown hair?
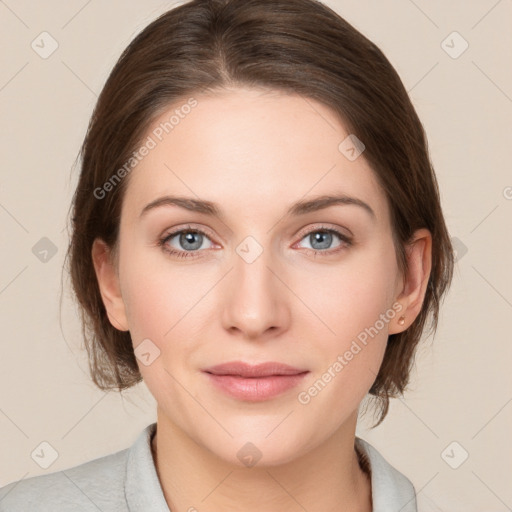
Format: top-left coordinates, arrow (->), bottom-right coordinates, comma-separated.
64,0 -> 454,427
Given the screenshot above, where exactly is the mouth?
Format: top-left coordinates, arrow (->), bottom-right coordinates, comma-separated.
202,361 -> 310,401
203,361 -> 309,377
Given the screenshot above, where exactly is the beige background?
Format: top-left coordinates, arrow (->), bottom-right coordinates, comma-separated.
1,1 -> 511,510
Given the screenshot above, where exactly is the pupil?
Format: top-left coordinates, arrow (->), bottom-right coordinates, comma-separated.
181,232 -> 202,250
311,231 -> 331,250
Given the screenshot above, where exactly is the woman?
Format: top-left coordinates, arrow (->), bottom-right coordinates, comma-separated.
0,0 -> 454,510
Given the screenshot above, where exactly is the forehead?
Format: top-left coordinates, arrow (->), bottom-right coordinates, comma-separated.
121,87 -> 390,225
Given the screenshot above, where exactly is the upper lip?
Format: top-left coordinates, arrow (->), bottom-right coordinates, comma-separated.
203,361 -> 309,378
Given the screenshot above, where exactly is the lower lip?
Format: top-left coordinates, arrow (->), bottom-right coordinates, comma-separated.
204,372 -> 309,401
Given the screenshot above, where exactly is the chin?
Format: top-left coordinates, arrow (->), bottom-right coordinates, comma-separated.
203,428 -> 313,469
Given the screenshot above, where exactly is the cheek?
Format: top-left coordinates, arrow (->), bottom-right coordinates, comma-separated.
293,242 -> 397,399
122,276 -> 172,343
119,265 -> 196,405
118,236 -> 208,341
118,245 -> 216,385
295,240 -> 399,345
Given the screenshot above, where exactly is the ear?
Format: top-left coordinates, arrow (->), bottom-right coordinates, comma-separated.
389,228 -> 432,334
91,238 -> 129,332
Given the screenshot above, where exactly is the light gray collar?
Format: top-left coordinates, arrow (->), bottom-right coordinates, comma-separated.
125,423 -> 170,511
124,423 -> 417,512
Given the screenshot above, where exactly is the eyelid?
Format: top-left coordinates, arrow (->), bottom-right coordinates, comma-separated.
291,225 -> 353,255
161,223 -> 217,242
293,222 -> 353,241
159,222 -> 352,259
161,222 -> 351,246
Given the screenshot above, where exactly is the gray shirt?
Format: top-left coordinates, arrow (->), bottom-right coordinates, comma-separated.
0,423 -> 417,511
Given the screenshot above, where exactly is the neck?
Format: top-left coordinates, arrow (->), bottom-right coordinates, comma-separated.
151,409 -> 372,512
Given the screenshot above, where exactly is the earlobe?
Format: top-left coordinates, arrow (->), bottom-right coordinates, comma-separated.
390,228 -> 432,334
91,238 -> 129,332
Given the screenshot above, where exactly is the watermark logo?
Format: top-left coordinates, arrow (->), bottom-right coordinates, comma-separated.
441,441 -> 469,469
32,237 -> 58,263
31,441 -> 59,469
236,236 -> 264,264
339,134 -> 365,161
451,236 -> 468,262
441,31 -> 469,59
237,442 -> 263,467
134,338 -> 161,366
31,31 -> 59,59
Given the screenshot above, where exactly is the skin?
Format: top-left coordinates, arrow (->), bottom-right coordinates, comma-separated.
92,86 -> 432,512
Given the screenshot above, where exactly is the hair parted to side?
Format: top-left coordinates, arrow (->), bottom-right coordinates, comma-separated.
64,0 -> 454,427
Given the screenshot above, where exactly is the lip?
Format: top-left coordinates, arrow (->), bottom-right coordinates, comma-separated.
202,361 -> 309,401
203,361 -> 308,377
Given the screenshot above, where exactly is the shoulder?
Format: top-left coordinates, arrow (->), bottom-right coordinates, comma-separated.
0,447 -> 129,512
355,436 -> 418,512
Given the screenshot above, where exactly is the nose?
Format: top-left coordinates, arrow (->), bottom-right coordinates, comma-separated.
221,242 -> 290,340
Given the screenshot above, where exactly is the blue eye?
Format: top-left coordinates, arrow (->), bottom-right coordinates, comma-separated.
297,229 -> 350,253
158,225 -> 352,259
158,228 -> 213,258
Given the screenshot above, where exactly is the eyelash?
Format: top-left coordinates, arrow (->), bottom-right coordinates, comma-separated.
157,224 -> 352,259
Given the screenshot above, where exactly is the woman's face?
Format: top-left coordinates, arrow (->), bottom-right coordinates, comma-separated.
104,87 -> 406,465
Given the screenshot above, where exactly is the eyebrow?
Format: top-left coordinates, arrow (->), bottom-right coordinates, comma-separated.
139,193 -> 376,221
